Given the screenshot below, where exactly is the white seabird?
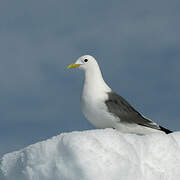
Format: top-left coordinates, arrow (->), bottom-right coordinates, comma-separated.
67,55 -> 172,134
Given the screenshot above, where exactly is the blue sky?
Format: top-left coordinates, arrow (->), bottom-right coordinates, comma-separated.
0,0 -> 180,156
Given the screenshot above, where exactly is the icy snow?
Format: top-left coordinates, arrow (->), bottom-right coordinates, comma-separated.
1,129 -> 180,180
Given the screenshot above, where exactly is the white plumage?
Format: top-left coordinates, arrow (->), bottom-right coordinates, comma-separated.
67,55 -> 172,134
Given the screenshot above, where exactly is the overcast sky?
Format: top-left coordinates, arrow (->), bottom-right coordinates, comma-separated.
0,0 -> 180,156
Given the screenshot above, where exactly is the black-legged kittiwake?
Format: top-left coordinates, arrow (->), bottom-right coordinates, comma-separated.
67,55 -> 172,134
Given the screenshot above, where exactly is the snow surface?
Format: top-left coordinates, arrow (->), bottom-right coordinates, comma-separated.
1,129 -> 180,180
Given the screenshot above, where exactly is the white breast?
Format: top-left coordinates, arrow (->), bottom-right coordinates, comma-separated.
81,89 -> 115,128
80,60 -> 115,129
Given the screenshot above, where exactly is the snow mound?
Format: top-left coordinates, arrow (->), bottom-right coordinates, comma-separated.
1,129 -> 180,180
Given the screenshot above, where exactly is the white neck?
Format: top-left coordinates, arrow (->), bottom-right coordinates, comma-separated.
82,65 -> 111,97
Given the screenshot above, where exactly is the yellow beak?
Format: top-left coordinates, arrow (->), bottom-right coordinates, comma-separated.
67,63 -> 80,69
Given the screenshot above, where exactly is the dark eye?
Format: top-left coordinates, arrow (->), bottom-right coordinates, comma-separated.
84,59 -> 88,62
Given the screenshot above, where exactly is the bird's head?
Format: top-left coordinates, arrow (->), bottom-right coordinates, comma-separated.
67,55 -> 98,71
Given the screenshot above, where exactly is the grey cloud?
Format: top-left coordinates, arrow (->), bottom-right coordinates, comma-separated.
0,0 -> 180,156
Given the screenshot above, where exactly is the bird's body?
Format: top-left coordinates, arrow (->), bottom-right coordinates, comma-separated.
67,55 -> 172,134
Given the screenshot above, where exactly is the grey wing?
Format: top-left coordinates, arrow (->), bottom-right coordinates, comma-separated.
105,92 -> 160,130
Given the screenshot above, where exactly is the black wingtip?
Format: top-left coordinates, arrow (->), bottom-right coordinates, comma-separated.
159,126 -> 173,134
